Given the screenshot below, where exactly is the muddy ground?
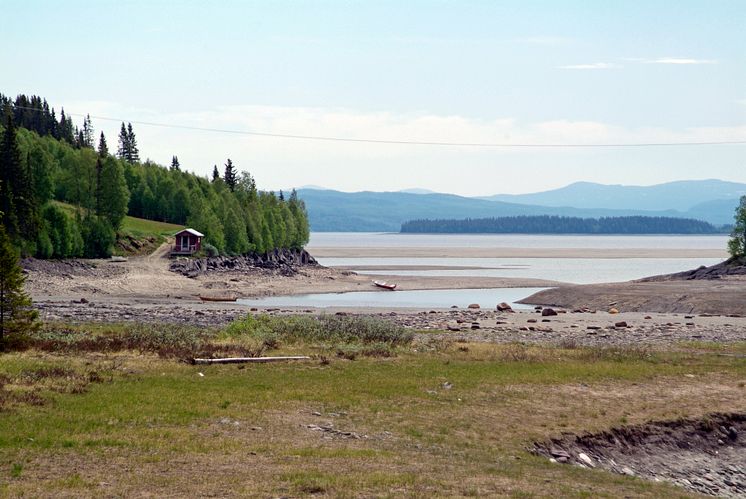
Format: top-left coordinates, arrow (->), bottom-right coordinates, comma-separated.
520,259 -> 746,316
534,413 -> 746,497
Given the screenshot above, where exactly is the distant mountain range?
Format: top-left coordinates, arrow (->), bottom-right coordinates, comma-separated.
296,179 -> 745,232
479,179 -> 746,212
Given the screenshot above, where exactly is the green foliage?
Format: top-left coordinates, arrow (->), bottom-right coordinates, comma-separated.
81,215 -> 115,258
41,204 -> 83,258
0,226 -> 38,345
0,112 -> 25,239
402,215 -> 721,234
223,314 -> 413,353
1,93 -> 311,259
97,157 -> 130,230
23,322 -> 264,359
727,196 -> 746,258
223,158 -> 237,191
117,122 -> 140,164
186,195 -> 225,252
202,243 -> 219,257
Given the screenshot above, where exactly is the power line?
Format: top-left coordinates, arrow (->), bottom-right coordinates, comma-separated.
9,104 -> 746,148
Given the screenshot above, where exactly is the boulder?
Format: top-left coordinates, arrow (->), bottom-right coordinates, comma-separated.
467,303 -> 480,309
609,308 -> 619,314
614,321 -> 628,328
496,302 -> 513,312
541,308 -> 558,317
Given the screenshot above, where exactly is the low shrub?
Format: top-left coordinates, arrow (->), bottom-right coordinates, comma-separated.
223,314 -> 413,355
25,323 -> 263,359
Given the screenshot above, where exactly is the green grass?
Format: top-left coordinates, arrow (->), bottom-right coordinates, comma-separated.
119,215 -> 183,237
0,335 -> 743,496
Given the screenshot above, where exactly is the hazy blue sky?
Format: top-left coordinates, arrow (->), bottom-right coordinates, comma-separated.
4,0 -> 746,195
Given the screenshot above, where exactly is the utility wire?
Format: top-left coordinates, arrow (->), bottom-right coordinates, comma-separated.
9,104 -> 746,148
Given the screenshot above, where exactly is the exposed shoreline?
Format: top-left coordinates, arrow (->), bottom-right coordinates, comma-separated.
24,242 -> 746,340
25,243 -> 562,306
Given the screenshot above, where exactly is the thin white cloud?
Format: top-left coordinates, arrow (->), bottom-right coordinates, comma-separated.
558,62 -> 618,70
649,57 -> 716,65
737,99 -> 746,106
59,101 -> 746,194
625,57 -> 717,65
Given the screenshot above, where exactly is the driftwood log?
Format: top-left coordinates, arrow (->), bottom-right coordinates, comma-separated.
191,356 -> 311,365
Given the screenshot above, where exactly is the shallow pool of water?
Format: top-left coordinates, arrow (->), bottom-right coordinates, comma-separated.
238,287 -> 546,310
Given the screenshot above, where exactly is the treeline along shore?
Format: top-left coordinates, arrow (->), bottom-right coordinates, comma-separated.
0,93 -> 310,259
401,215 -> 725,234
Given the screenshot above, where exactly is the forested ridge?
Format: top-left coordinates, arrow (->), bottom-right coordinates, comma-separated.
0,93 -> 309,258
401,215 -> 722,234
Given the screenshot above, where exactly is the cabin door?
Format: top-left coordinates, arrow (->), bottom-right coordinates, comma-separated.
181,236 -> 189,251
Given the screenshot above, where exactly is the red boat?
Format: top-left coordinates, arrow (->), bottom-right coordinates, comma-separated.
373,280 -> 397,290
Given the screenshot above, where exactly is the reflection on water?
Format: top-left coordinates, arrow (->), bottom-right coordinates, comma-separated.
239,287 -> 547,310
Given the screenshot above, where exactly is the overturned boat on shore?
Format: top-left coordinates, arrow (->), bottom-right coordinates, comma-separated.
373,280 -> 397,290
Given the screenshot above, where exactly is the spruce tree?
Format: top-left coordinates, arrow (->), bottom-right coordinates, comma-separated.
212,165 -> 220,182
127,123 -> 139,163
83,114 -> 95,148
58,109 -> 75,144
170,155 -> 180,171
223,159 -> 237,191
0,225 -> 38,344
117,122 -> 130,161
98,132 -> 108,157
16,153 -> 39,246
0,112 -> 23,237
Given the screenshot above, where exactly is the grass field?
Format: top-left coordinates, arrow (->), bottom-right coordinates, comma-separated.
119,215 -> 183,237
0,321 -> 744,497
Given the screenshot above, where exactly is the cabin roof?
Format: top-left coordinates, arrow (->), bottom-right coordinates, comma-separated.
175,228 -> 205,238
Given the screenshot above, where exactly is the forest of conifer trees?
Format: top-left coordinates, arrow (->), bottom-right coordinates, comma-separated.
401,215 -> 721,234
0,93 -> 310,258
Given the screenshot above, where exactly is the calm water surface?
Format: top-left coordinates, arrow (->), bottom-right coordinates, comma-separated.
317,257 -> 721,284
308,232 -> 728,250
240,288 -> 545,310
245,233 -> 726,309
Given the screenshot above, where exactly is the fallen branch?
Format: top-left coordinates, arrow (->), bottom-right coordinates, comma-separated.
191,356 -> 311,365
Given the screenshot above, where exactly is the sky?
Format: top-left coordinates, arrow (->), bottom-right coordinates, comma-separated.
3,0 -> 746,195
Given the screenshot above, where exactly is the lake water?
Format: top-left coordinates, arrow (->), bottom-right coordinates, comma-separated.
243,233 -> 727,309
239,287 -> 545,310
307,232 -> 729,250
316,257 -> 722,284
308,232 -> 725,284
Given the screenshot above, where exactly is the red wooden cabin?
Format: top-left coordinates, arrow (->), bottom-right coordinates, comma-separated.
172,228 -> 204,255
